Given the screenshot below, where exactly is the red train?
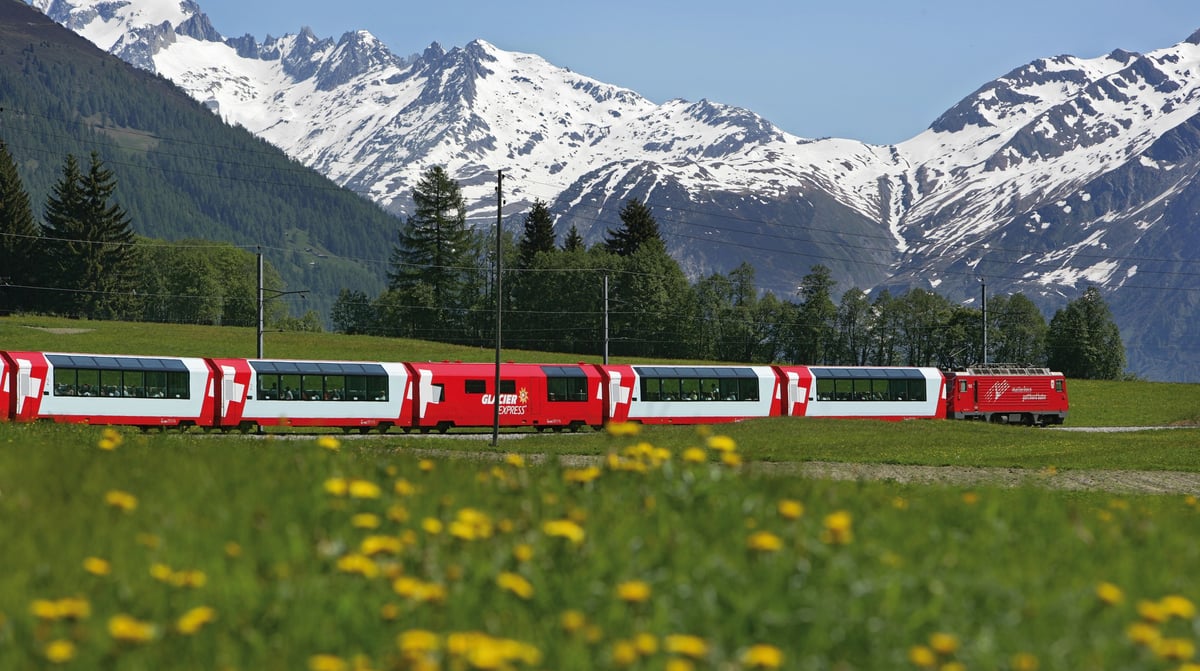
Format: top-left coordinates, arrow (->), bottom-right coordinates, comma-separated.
0,351 -> 1069,432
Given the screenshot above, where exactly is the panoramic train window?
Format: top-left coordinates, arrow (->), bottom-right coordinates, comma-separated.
811,368 -> 926,402
634,367 -> 760,402
252,361 -> 389,402
543,366 -> 589,402
48,355 -> 190,399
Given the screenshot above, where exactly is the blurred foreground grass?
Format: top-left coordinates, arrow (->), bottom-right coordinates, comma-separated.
1,422 -> 1199,669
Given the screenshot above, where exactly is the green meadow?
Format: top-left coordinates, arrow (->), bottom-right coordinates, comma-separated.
3,316 -> 1200,669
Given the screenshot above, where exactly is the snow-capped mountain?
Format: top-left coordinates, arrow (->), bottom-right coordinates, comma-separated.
28,0 -> 1200,381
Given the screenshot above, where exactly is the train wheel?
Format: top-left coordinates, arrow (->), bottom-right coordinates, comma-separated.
378,422 -> 393,434
436,422 -> 451,434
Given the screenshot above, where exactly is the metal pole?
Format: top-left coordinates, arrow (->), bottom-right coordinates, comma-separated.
980,278 -> 987,365
603,273 -> 609,365
257,251 -> 264,359
492,170 -> 503,447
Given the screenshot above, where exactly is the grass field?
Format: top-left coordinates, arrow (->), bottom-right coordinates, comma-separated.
3,316 -> 1200,669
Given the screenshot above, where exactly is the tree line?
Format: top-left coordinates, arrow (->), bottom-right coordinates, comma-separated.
333,167 -> 1127,379
0,140 -> 302,329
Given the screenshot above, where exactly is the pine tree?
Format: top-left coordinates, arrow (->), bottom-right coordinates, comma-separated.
385,166 -> 473,339
518,199 -> 557,267
561,224 -> 585,252
43,152 -> 138,318
1047,286 -> 1125,379
0,140 -> 39,312
604,199 -> 662,257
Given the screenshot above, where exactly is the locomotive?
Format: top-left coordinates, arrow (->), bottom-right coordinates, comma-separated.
0,351 -> 1068,432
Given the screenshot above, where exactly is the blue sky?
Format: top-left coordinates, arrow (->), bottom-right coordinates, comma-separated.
195,0 -> 1200,145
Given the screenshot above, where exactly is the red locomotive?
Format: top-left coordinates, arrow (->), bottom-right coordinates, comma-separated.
945,364 -> 1068,425
0,350 -> 1068,431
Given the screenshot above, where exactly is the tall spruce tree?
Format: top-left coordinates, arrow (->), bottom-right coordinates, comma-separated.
561,224 -> 585,252
604,199 -> 662,257
1047,286 -> 1125,379
42,152 -> 138,318
385,166 -> 473,339
518,199 -> 557,267
0,140 -> 39,312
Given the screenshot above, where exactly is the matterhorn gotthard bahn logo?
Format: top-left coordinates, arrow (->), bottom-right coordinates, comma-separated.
481,388 -> 529,415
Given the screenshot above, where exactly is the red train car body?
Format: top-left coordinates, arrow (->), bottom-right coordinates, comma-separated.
208,358 -> 412,433
409,362 -> 603,432
0,351 -> 218,428
945,365 -> 1068,425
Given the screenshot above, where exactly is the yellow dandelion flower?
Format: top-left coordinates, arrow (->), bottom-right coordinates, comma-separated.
421,517 -> 443,535
542,519 -> 586,544
605,421 -> 641,438
176,606 -> 216,635
1161,594 -> 1196,619
387,504 -> 410,523
664,634 -> 708,659
392,576 -> 423,598
721,451 -> 743,467
1127,621 -> 1162,647
317,436 -> 341,452
336,554 -> 379,579
225,541 -> 243,558
908,644 -> 936,668
34,597 -> 90,621
616,580 -> 651,603
941,663 -> 966,671
348,479 -> 382,499
892,496 -> 910,510
397,630 -> 440,656
309,654 -> 348,671
150,562 -> 174,583
504,453 -> 526,468
560,609 -> 587,633
1138,599 -> 1170,623
564,466 -> 603,484
361,535 -> 403,556
666,658 -> 695,671
83,556 -> 111,576
743,644 -> 784,669
418,459 -> 435,472
513,543 -> 534,562
108,614 -> 156,643
747,530 -> 784,553
104,489 -> 138,512
705,434 -> 737,452
379,603 -> 400,620
681,447 -> 707,464
1186,495 -> 1198,507
634,632 -> 658,655
961,492 -> 979,505
821,510 -> 854,545
1011,652 -> 1039,671
96,427 -> 124,450
497,571 -> 535,600
324,477 -> 349,497
44,639 -> 76,664
612,640 -> 639,666
928,632 -> 958,655
1155,637 -> 1196,661
778,499 -> 804,520
1095,581 -> 1124,606
394,479 -> 416,496
352,513 -> 381,529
